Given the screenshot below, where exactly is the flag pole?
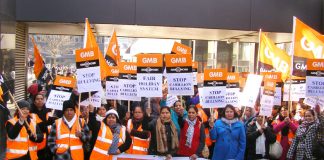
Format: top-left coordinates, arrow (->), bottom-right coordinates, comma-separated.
288,17 -> 297,115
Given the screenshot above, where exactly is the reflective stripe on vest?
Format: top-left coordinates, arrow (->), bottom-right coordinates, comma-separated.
126,119 -> 150,155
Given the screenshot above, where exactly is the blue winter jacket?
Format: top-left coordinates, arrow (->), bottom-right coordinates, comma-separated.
210,119 -> 246,160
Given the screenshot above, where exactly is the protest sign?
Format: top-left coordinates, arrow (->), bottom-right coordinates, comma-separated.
75,47 -> 102,93
226,72 -> 240,107
202,69 -> 227,108
283,78 -> 306,101
192,61 -> 198,85
306,59 -> 324,96
106,66 -> 119,100
80,90 -> 103,108
260,80 -> 276,116
165,54 -> 194,96
171,42 -> 192,54
240,74 -> 263,108
137,54 -> 163,97
304,96 -> 324,109
260,72 -> 282,105
119,62 -> 141,101
166,94 -> 179,107
46,75 -> 76,110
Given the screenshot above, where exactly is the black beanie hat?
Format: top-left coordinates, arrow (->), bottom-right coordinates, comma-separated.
17,100 -> 31,110
62,100 -> 75,112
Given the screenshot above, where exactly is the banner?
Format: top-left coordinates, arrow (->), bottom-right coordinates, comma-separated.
80,90 -> 103,108
259,80 -> 276,116
202,69 -> 227,108
137,54 -> 163,97
304,97 -> 324,109
259,32 -> 291,81
306,59 -> 324,96
75,47 -> 102,93
46,75 -> 76,110
105,30 -> 120,66
226,72 -> 240,107
292,17 -> 324,77
119,62 -> 140,101
283,78 -> 306,101
171,42 -> 192,54
192,61 -> 198,85
165,54 -> 194,96
166,94 -> 179,107
260,72 -> 282,105
106,66 -> 119,100
240,74 -> 263,108
32,37 -> 51,83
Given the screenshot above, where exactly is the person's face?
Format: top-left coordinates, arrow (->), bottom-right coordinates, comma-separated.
63,108 -> 75,121
245,108 -> 252,117
106,114 -> 117,126
160,108 -> 171,121
272,108 -> 279,116
133,107 -> 144,120
188,108 -> 197,121
280,107 -> 288,117
21,107 -> 30,117
304,111 -> 315,122
235,107 -> 241,116
34,95 -> 45,109
97,106 -> 107,117
81,106 -> 89,118
174,102 -> 183,114
256,115 -> 263,125
225,108 -> 235,120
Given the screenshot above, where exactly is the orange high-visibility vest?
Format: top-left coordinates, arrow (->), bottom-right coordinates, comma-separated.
197,108 -> 217,147
31,113 -> 51,150
6,117 -> 38,160
90,122 -> 126,160
55,117 -> 85,160
125,119 -> 150,155
272,120 -> 296,145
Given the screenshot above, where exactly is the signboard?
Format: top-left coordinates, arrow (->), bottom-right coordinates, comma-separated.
192,61 -> 198,85
46,75 -> 76,110
202,69 -> 227,108
106,66 -> 119,100
259,80 -> 276,116
137,54 -> 163,97
166,94 -> 179,107
118,62 -> 140,101
165,54 -> 194,96
80,90 -> 103,108
226,73 -> 240,107
306,59 -> 324,96
240,74 -> 263,107
260,72 -> 282,105
75,47 -> 102,93
171,42 -> 192,54
283,78 -> 306,101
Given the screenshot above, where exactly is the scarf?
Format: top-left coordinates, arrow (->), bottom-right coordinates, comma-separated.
255,122 -> 267,156
63,114 -> 76,128
156,118 -> 178,153
296,120 -> 314,138
221,117 -> 238,127
96,114 -> 105,121
108,123 -> 121,154
185,118 -> 197,147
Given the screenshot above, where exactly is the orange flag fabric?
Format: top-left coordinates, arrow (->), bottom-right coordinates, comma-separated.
32,37 -> 50,82
105,30 -> 120,66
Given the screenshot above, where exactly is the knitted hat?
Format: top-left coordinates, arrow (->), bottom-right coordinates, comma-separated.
62,100 -> 75,112
105,109 -> 119,119
17,100 -> 31,110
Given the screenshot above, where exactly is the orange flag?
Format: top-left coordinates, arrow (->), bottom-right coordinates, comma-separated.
32,37 -> 50,82
259,31 -> 291,81
83,18 -> 109,80
292,17 -> 324,77
0,86 -> 3,102
105,30 -> 120,66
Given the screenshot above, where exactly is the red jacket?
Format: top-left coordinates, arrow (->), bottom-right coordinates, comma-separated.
177,119 -> 201,156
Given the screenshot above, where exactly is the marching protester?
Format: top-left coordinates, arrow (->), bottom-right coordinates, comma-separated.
272,106 -> 298,160
30,93 -> 57,160
171,100 -> 188,136
148,106 -> 179,159
177,105 -> 205,159
313,105 -> 324,159
246,114 -> 276,159
89,109 -> 131,160
47,100 -> 91,160
126,105 -> 151,155
209,104 -> 246,160
6,100 -> 44,160
242,106 -> 255,129
287,109 -> 319,160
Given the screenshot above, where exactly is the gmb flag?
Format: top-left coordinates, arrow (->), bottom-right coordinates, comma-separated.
32,37 -> 51,83
292,17 -> 324,77
105,30 -> 120,66
259,31 -> 291,81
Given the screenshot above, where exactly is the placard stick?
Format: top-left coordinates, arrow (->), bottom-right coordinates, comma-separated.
262,116 -> 265,125
148,98 -> 151,117
77,94 -> 81,131
114,100 -> 117,108
128,100 -> 130,112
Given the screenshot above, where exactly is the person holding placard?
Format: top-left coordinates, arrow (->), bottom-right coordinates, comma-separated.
177,105 -> 206,159
171,100 -> 188,137
47,100 -> 91,160
126,105 -> 151,155
148,107 -> 179,159
287,109 -> 319,160
89,109 -> 132,160
6,100 -> 44,160
242,107 -> 255,129
208,104 -> 246,160
246,113 -> 276,159
272,106 -> 298,160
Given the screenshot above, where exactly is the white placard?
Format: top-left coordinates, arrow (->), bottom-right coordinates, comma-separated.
202,86 -> 226,108
198,88 -> 206,107
166,94 -> 178,107
240,74 -> 263,107
226,88 -> 240,107
193,72 -> 197,85
46,90 -> 72,110
106,81 -> 119,100
306,76 -> 324,97
80,90 -> 103,108
167,73 -> 194,96
119,79 -> 141,101
259,94 -> 274,117
76,66 -> 102,93
304,97 -> 324,109
261,87 -> 282,106
137,73 -> 163,97
283,83 -> 306,101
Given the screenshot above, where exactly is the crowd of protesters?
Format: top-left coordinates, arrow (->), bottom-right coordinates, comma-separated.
1,80 -> 324,160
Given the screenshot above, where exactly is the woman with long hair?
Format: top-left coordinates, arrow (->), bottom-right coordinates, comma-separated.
209,104 -> 246,160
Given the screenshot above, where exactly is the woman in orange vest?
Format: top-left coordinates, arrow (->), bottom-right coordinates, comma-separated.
6,100 -> 44,160
126,105 -> 151,155
47,100 -> 91,160
272,106 -> 298,160
89,109 -> 132,160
